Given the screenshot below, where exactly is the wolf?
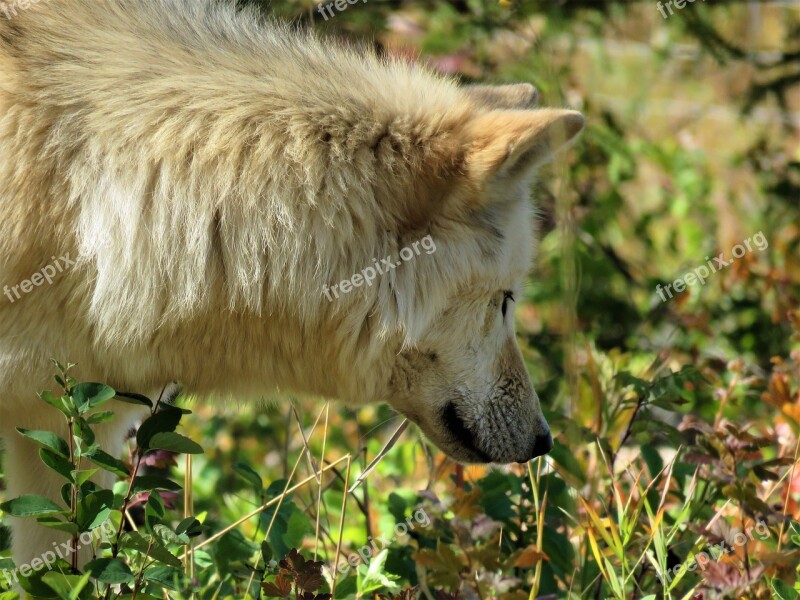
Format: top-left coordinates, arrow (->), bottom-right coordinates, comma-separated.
0,0 -> 583,566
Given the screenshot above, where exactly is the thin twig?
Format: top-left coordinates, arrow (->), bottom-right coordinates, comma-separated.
194,454 -> 351,551
330,455 -> 351,598
348,419 -> 409,493
313,402 -> 330,560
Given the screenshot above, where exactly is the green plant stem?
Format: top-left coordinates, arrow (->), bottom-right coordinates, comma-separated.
103,388 -> 173,600
130,541 -> 154,600
101,449 -> 145,600
114,451 -> 145,554
56,365 -> 81,572
67,415 -> 79,570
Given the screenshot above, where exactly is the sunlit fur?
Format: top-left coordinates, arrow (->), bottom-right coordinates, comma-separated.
0,0 -> 583,565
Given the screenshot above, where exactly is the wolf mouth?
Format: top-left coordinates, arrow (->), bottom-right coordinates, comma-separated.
441,401 -> 492,463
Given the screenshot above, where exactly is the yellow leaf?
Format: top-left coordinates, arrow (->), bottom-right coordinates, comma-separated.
451,489 -> 483,519
514,545 -> 548,568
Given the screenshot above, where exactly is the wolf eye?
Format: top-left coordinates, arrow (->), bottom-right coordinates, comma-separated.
501,291 -> 515,317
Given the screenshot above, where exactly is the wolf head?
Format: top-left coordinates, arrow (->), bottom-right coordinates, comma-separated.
364,84 -> 584,464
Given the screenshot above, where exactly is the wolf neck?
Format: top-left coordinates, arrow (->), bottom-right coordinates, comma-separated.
0,0 -> 469,400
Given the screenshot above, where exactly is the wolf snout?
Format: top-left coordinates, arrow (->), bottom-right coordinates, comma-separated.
442,400 -> 554,464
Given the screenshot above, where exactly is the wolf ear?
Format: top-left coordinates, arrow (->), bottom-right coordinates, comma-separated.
463,108 -> 584,183
464,83 -> 539,109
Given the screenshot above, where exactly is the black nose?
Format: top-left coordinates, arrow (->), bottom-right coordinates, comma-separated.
522,431 -> 553,462
532,431 -> 553,457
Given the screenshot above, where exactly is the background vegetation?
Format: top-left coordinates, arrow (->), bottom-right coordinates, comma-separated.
1,0 -> 799,598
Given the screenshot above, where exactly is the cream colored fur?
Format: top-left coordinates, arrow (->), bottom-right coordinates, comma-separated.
0,0 -> 583,567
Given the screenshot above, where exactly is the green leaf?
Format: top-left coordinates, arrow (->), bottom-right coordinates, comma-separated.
40,449 -> 75,483
770,578 -> 800,599
215,529 -> 259,567
478,470 -> 516,521
176,517 -> 203,538
129,475 -> 182,495
120,532 -> 182,568
386,493 -> 409,525
259,485 -> 300,558
76,490 -> 114,531
0,556 -> 14,571
71,469 -> 98,487
84,558 -> 134,585
0,495 -> 64,517
18,567 -> 61,599
41,571 -> 91,600
641,444 -> 665,478
191,549 -> 213,571
233,462 -> 262,493
77,480 -> 101,501
142,565 -> 186,591
261,540 -> 273,564
136,408 -> 183,450
357,550 -> 399,594
148,432 -> 203,455
35,516 -> 79,535
85,448 -> 129,478
283,507 -> 312,551
16,429 -> 70,458
334,574 -> 357,598
85,411 -> 115,425
144,491 -> 165,533
114,391 -> 153,408
60,484 -> 72,507
549,440 -> 585,483
153,524 -> 188,546
72,383 -> 116,414
39,390 -> 76,418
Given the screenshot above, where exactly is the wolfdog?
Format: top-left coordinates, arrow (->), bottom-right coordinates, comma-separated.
0,0 -> 583,565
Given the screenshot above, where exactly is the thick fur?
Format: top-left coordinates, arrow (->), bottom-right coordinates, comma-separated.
0,0 -> 583,566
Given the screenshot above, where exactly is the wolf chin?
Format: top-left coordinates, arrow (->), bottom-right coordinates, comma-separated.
0,0 -> 584,566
